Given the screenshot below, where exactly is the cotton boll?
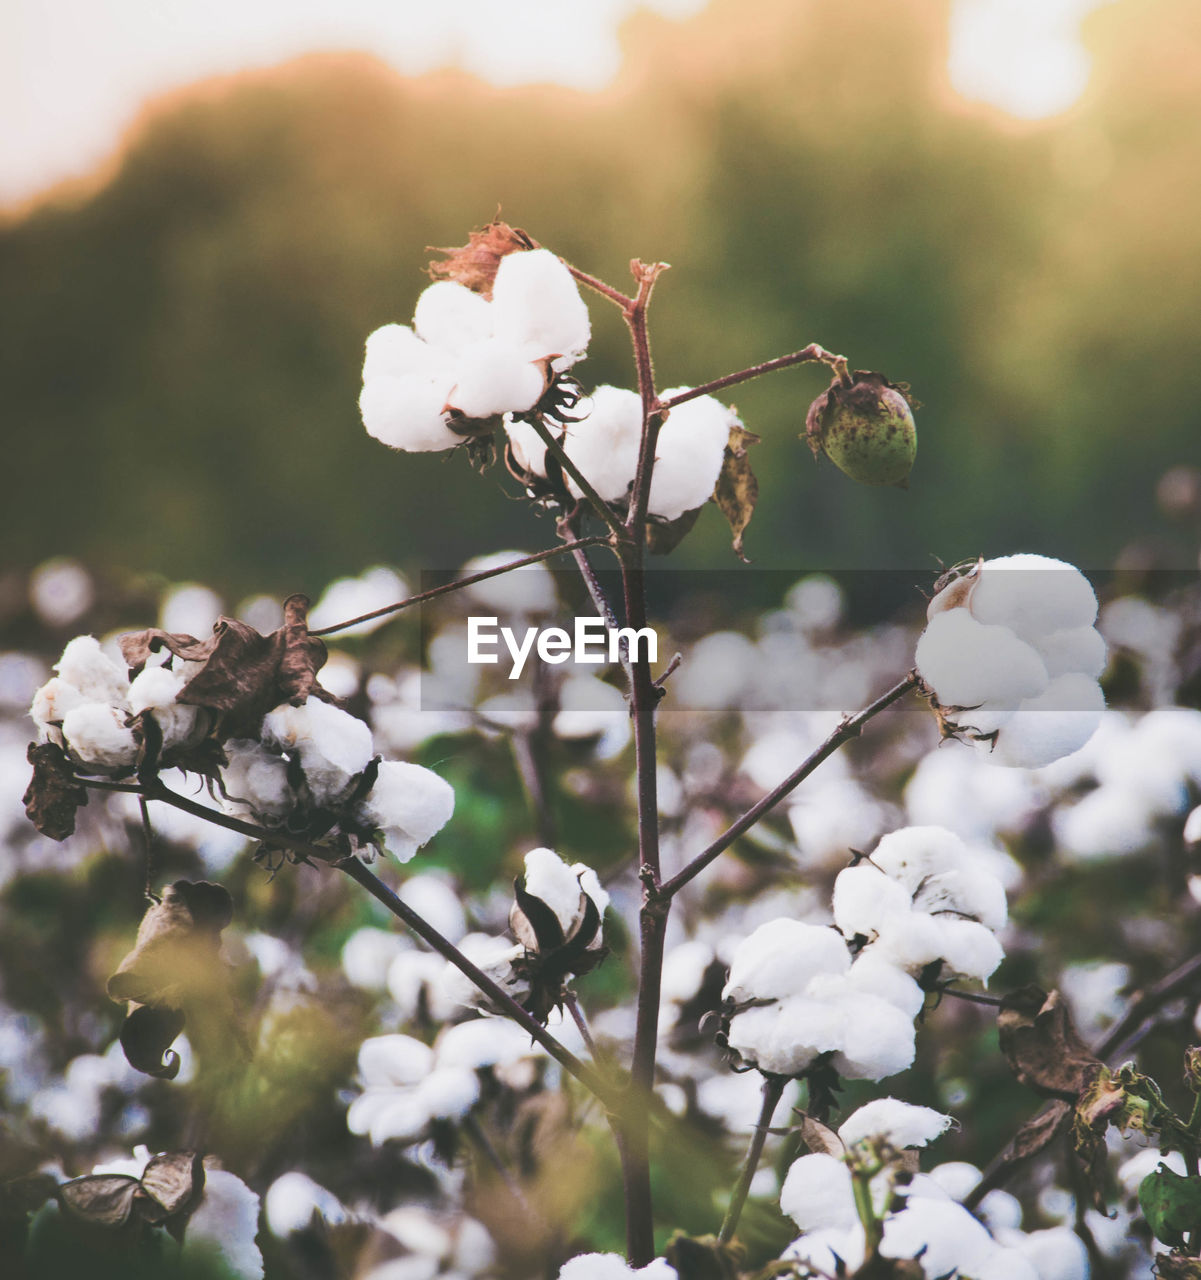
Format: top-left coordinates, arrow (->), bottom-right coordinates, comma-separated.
905,745 -> 1045,841
779,1153 -> 857,1232
309,567 -> 408,638
837,1099 -> 953,1150
521,847 -> 586,934
220,739 -> 293,821
448,337 -> 547,419
413,1066 -> 480,1124
927,1161 -> 983,1203
358,760 -> 455,862
436,935 -> 528,1015
342,927 -> 409,992
723,919 -> 850,1003
55,635 -> 130,706
61,702 -> 138,769
562,385 -> 643,503
992,673 -> 1106,769
30,677 -> 90,741
1052,784 -> 1157,859
436,1018 -> 533,1072
413,281 -> 493,352
726,998 -> 844,1076
880,1198 -> 996,1279
1135,707 -> 1201,789
265,1171 -> 349,1237
1185,805 -> 1201,848
832,864 -> 913,939
182,1169 -> 264,1280
360,373 -> 462,452
461,551 -> 557,615
828,991 -> 917,1079
363,324 -> 440,381
780,1225 -> 866,1276
646,392 -> 734,521
1010,1227 -> 1089,1280
573,863 -> 610,916
358,1034 -> 436,1088
127,664 -> 200,749
847,953 -> 925,1019
505,416 -> 551,478
30,558 -> 94,627
160,584 -> 223,638
869,826 -> 971,895
398,873 -> 467,945
968,555 -> 1098,641
491,249 -> 590,366
916,610 -> 1048,711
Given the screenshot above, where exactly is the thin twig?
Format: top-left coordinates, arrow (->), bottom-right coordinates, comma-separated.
719,1075 -> 787,1243
655,343 -> 851,413
660,674 -> 920,899
138,794 -> 158,900
564,263 -> 635,310
526,415 -> 628,542
309,537 -> 608,637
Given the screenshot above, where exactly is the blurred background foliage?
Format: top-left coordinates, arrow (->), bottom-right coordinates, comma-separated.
2,0 -> 1200,606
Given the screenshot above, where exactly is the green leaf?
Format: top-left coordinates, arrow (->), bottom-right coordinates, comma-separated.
1139,1166 -> 1201,1247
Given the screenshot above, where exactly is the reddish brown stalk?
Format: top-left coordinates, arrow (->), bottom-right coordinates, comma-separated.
654,342 -> 851,412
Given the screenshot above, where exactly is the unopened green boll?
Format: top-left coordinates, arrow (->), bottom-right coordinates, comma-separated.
805,370 -> 917,488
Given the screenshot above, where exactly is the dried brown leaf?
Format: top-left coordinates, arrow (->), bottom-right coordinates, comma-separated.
646,505 -> 702,556
998,986 -> 1103,1100
798,1111 -> 845,1158
23,741 -> 89,840
428,220 -> 536,298
713,423 -> 761,562
1010,1100 -> 1072,1162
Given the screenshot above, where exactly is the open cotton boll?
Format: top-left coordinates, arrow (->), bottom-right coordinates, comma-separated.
779,1153 -> 857,1233
838,1099 -> 953,1151
991,673 -> 1106,769
916,610 -> 1048,711
825,988 -> 918,1079
447,337 -> 547,420
30,677 -> 90,740
360,373 -> 462,453
362,323 -> 440,381
220,739 -> 293,820
781,1226 -> 867,1276
491,249 -> 591,367
182,1169 -> 264,1280
723,919 -> 850,1003
55,635 -> 130,706
413,280 -> 493,353
357,760 -> 455,862
127,664 -> 200,749
522,847 -> 587,934
646,391 -> 734,521
264,700 -> 373,795
60,702 -> 138,769
562,385 -> 643,503
880,1198 -> 997,1280
358,1034 -> 436,1088
265,1171 -> 350,1237
871,912 -> 1003,983
725,998 -> 845,1077
847,953 -> 925,1019
833,864 -> 913,939
968,554 -> 1098,642
1035,625 -> 1108,680
504,416 -> 551,478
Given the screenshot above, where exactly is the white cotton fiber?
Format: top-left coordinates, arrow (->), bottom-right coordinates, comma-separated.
491,249 -> 591,366
448,337 -> 547,420
562,385 -> 644,503
722,919 -> 850,1003
779,1153 -> 857,1233
968,554 -> 1098,640
991,673 -> 1106,769
915,610 -> 1048,710
838,1098 -> 953,1150
413,281 -> 493,353
647,391 -> 734,521
357,759 -> 455,862
55,635 -> 130,705
362,323 -> 444,382
61,702 -> 138,769
522,847 -> 586,934
359,373 -> 461,453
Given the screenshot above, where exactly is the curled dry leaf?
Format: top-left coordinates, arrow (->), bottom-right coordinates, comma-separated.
797,1111 -> 845,1158
23,741 -> 89,841
107,880 -> 239,1078
120,594 -> 330,743
997,986 -> 1103,1100
713,422 -> 761,563
58,1151 -> 204,1233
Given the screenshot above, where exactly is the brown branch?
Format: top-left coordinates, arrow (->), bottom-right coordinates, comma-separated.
660,674 -> 920,899
655,342 -> 851,413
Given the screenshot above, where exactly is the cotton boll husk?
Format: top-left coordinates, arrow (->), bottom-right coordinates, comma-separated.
646,391 -> 734,521
827,990 -> 917,1079
837,1099 -> 953,1150
847,953 -> 925,1018
183,1169 -> 264,1280
916,611 -> 1048,711
413,281 -> 493,352
60,702 -> 138,769
880,1198 -> 996,1278
832,864 -> 913,939
1034,625 -> 1108,680
723,919 -> 850,1003
521,847 -> 585,934
357,1034 -> 435,1088
779,1153 -> 857,1232
491,249 -> 590,365
220,739 -> 293,820
562,385 -> 643,503
363,323 -> 442,381
504,416 -> 551,477
360,373 -> 461,452
447,337 -> 547,419
356,760 -> 454,862
461,551 -> 558,614
55,635 -> 130,705
969,555 -> 1098,641
992,673 -> 1105,769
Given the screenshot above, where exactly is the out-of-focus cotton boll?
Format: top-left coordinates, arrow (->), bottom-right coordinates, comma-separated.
723,920 -> 849,1003
54,635 -> 130,706
160,583 -> 223,638
398,873 -> 467,946
1058,960 -> 1130,1037
1185,805 -> 1201,848
316,653 -> 360,702
413,281 -> 493,353
448,337 -> 547,419
1005,1227 -> 1089,1280
779,1153 -> 857,1233
436,933 -> 528,1016
360,372 -> 461,452
356,760 -> 455,862
558,1254 -> 678,1279
646,390 -> 735,521
265,1171 -> 350,1237
837,1099 -> 953,1150
880,1198 -> 997,1279
461,552 -> 558,615
341,926 -> 410,992
60,702 -> 138,769
182,1168 -> 264,1280
491,249 -> 591,368
30,558 -> 94,627
672,632 -> 756,710
927,1161 -> 983,1203
562,385 -> 643,503
904,744 -> 1044,842
781,1226 -> 867,1276
785,574 -> 845,634
1052,785 -> 1159,860
554,676 -> 630,758
220,739 -> 292,821
309,567 -> 408,638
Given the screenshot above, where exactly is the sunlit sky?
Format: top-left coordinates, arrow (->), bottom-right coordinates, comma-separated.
3,0 -> 1116,208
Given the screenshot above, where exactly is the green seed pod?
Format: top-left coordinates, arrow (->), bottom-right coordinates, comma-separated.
805,370 -> 916,488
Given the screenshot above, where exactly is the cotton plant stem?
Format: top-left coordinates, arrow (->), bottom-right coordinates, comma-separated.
660,674 -> 920,899
655,343 -> 851,413
718,1074 -> 787,1243
307,537 -> 609,637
